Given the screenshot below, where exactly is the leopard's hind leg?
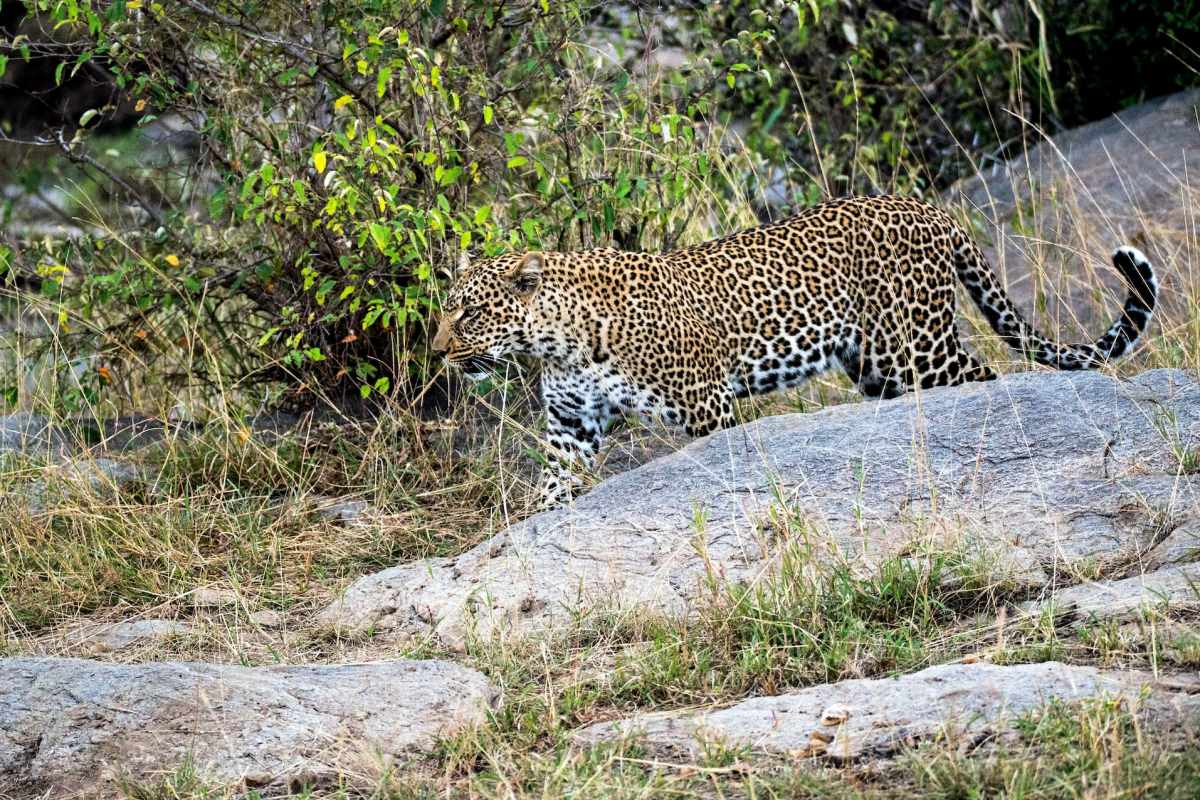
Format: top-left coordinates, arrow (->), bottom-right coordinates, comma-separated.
843,329 -> 995,398
909,330 -> 997,389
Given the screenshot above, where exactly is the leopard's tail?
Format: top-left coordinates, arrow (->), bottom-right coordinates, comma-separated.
954,236 -> 1157,370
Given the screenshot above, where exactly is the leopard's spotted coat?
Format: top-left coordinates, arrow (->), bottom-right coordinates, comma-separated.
433,196 -> 1157,508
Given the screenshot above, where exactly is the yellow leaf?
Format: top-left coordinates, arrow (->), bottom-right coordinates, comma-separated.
334,95 -> 353,111
313,150 -> 326,174
127,0 -> 142,8
164,254 -> 180,267
134,98 -> 147,112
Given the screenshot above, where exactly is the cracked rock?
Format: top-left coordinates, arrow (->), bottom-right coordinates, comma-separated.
574,662 -> 1172,761
320,370 -> 1200,647
1021,562 -> 1200,625
0,657 -> 497,795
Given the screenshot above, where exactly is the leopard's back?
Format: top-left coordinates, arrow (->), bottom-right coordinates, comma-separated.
660,196 -> 975,397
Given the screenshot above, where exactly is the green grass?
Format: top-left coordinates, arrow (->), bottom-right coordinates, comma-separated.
606,543 -> 1010,704
908,697 -> 1200,799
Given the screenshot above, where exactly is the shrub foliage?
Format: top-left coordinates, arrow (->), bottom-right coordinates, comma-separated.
0,1 -> 1195,408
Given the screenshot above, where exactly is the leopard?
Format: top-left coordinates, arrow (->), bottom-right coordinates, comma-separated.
432,195 -> 1157,510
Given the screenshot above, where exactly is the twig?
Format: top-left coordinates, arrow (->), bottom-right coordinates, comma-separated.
55,128 -> 167,228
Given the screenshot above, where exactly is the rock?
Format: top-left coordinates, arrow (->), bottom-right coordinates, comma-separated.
320,369 -> 1200,647
0,657 -> 497,795
1146,523 -> 1200,569
188,586 -> 241,609
313,496 -> 374,526
944,89 -> 1199,333
1022,562 -> 1200,625
0,413 -> 66,457
248,609 -> 284,628
574,662 -> 1151,761
63,619 -> 194,654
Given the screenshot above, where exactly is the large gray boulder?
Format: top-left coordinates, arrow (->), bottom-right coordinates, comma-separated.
320,369 -> 1200,647
575,662 -> 1183,761
0,657 -> 497,796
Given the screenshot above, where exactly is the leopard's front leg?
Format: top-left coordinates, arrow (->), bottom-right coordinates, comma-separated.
537,370 -> 611,510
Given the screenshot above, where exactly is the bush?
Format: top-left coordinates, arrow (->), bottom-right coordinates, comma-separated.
2,0 -> 768,407
1,1 -> 1195,410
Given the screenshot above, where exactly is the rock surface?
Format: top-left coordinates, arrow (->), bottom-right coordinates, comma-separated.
945,89 -> 1198,333
1024,562 -> 1200,625
312,496 -> 375,526
62,619 -> 195,654
574,662 -> 1165,761
0,413 -> 68,456
0,657 -> 497,795
320,369 -> 1200,647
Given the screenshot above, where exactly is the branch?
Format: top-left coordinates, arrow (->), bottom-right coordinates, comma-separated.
56,128 -> 167,228
174,0 -> 379,115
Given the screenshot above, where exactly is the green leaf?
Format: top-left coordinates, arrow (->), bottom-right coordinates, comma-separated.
483,105 -> 494,124
239,173 -> 259,201
78,108 -> 99,127
369,222 -> 391,251
473,205 -> 492,225
506,156 -> 528,169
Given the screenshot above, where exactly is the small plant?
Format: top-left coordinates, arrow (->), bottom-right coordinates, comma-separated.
910,696 -> 1200,799
1152,407 -> 1200,475
609,534 -> 1012,703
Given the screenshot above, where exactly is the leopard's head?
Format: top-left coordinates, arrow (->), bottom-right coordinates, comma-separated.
432,251 -> 544,379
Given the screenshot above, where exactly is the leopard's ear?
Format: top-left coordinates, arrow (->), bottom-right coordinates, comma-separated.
455,251 -> 470,278
510,252 -> 543,296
